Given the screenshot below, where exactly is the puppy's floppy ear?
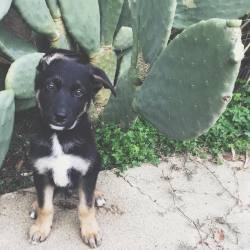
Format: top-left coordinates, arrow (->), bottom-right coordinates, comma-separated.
89,65 -> 116,97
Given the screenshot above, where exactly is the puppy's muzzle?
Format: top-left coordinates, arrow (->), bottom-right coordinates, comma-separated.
54,112 -> 67,125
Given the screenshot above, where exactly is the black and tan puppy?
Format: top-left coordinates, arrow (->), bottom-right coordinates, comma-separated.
29,49 -> 115,248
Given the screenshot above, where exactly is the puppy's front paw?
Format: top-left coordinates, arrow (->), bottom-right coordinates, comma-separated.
80,221 -> 102,248
29,222 -> 52,244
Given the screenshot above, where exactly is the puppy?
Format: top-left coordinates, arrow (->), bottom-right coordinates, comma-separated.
29,49 -> 115,248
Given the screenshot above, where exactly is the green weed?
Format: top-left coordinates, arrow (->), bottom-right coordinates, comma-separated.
96,120 -> 160,171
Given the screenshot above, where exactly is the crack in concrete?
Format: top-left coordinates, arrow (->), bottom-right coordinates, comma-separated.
165,157 -> 243,249
113,158 -> 246,248
194,160 -> 241,204
221,169 -> 240,245
120,174 -> 168,215
124,164 -> 214,249
163,173 -> 205,249
192,160 -> 241,248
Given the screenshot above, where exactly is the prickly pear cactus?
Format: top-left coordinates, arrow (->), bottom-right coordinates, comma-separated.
113,26 -> 133,51
0,89 -> 15,168
116,0 -> 132,34
0,25 -> 36,61
46,0 -> 61,19
136,0 -> 177,64
59,0 -> 100,53
14,0 -> 59,40
133,19 -> 244,139
103,50 -> 137,127
0,0 -> 12,21
175,0 -> 250,28
5,53 -> 44,99
93,47 -> 117,111
99,0 -> 124,45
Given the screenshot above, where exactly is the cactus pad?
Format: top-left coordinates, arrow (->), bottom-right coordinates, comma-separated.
175,0 -> 250,28
0,89 -> 15,168
103,50 -> 137,128
133,19 -> 244,140
113,26 -> 133,51
93,47 -> 117,82
0,0 -> 12,21
5,52 -> 44,99
14,0 -> 59,39
93,47 -> 117,109
116,0 -> 132,33
46,0 -> 61,19
45,0 -> 72,50
99,0 -> 124,45
59,0 -> 100,54
0,26 -> 37,61
137,0 -> 177,64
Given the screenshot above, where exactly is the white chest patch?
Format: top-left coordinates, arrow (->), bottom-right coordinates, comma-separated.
34,134 -> 90,187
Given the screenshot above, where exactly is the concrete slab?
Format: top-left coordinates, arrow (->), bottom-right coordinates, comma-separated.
0,156 -> 249,249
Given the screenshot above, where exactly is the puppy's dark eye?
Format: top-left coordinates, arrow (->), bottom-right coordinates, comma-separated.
46,78 -> 60,91
74,89 -> 84,97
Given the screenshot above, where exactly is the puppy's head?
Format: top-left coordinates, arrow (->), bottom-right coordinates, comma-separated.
35,49 -> 115,130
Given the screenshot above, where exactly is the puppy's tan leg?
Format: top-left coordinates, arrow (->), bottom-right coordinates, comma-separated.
29,185 -> 54,244
79,189 -> 102,248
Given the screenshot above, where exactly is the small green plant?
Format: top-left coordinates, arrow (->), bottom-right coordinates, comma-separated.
198,80 -> 250,155
96,120 -> 160,171
96,80 -> 250,170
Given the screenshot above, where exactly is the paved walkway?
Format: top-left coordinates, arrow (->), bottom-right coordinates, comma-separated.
0,156 -> 249,249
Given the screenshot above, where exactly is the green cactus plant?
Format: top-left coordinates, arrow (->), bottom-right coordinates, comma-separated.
0,0 -> 248,169
0,89 -> 15,168
122,0 -> 177,99
174,0 -> 250,29
113,26 -> 133,51
45,0 -> 61,19
0,25 -> 36,61
99,0 -> 124,45
136,0 -> 177,64
115,0 -> 132,34
58,0 -> 100,54
133,19 -> 244,139
0,0 -> 12,21
103,50 -> 138,127
102,0 -> 246,137
14,0 -> 59,40
43,0 -> 73,50
5,52 -> 44,99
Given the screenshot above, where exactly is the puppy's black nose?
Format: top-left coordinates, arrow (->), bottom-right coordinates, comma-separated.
54,112 -> 67,124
